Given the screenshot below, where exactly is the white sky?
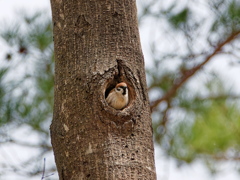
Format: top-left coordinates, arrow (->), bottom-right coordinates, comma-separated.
0,0 -> 239,180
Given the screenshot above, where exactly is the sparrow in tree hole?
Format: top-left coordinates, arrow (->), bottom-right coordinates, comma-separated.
106,82 -> 129,110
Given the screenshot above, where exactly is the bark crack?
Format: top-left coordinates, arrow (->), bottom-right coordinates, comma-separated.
116,59 -> 126,81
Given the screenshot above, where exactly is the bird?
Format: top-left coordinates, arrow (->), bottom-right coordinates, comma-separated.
106,82 -> 129,110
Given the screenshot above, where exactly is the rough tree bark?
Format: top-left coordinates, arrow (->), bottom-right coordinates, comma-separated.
50,0 -> 156,179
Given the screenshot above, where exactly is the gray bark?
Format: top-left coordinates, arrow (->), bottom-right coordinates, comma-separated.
50,0 -> 156,179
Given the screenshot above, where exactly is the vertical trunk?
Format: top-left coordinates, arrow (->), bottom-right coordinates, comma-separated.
50,0 -> 156,179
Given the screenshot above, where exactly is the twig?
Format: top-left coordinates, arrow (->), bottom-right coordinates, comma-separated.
211,154 -> 240,161
150,30 -> 240,111
41,158 -> 46,180
161,100 -> 171,128
0,138 -> 52,150
194,94 -> 240,101
41,158 -> 54,180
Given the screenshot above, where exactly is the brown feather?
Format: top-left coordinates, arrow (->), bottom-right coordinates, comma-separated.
116,82 -> 127,88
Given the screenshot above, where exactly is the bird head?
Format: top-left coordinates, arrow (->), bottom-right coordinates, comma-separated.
115,82 -> 128,95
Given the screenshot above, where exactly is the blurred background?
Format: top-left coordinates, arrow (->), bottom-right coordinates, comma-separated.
0,0 -> 240,179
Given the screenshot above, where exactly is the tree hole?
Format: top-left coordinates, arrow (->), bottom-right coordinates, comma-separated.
104,79 -> 135,110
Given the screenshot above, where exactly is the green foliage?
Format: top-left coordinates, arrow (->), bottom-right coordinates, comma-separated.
169,8 -> 189,29
0,11 -> 54,128
211,0 -> 240,34
0,68 -> 11,125
173,100 -> 240,159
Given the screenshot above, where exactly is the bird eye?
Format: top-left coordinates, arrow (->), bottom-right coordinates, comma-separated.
117,88 -> 121,91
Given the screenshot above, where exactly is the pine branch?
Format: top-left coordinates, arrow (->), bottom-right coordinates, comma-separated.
2,138 -> 52,150
150,30 -> 240,111
194,94 -> 240,101
211,154 -> 240,161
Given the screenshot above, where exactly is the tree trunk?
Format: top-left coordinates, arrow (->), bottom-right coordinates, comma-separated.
50,0 -> 156,179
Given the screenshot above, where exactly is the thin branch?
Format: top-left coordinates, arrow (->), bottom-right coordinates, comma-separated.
0,138 -> 52,150
41,158 -> 46,180
41,158 -> 54,180
194,94 -> 240,101
150,30 -> 240,111
161,100 -> 171,128
211,154 -> 240,161
0,156 -> 56,177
